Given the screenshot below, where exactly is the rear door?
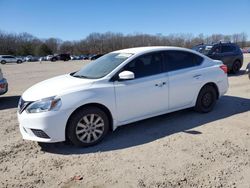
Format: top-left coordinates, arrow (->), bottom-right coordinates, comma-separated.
220,44 -> 236,66
5,56 -> 16,63
208,45 -> 223,61
163,50 -> 204,110
114,51 -> 169,123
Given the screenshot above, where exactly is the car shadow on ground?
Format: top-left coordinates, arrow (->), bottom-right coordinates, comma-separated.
39,95 -> 250,155
0,95 -> 20,110
228,70 -> 246,77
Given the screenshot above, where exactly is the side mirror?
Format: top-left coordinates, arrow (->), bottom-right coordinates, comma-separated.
118,71 -> 135,80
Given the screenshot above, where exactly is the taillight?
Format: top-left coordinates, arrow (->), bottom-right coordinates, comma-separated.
0,83 -> 5,89
220,65 -> 228,73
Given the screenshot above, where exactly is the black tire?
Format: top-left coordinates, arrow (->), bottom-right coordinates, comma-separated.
195,85 -> 217,113
1,60 -> 6,64
17,60 -> 22,64
51,57 -> 56,62
231,60 -> 241,74
66,107 -> 109,147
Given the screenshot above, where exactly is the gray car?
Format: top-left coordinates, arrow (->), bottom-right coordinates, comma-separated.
0,55 -> 23,64
192,42 -> 243,74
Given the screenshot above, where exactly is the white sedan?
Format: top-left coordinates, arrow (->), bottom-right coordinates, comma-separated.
18,46 -> 228,147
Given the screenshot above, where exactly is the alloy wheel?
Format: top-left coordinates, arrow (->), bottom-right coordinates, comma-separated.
75,114 -> 105,143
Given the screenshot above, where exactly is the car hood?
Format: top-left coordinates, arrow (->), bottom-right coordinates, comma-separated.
22,74 -> 94,101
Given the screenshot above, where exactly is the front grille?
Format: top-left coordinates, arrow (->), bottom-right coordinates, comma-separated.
18,97 -> 32,114
31,129 -> 50,139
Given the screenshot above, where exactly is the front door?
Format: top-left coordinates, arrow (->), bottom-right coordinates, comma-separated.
114,52 -> 169,123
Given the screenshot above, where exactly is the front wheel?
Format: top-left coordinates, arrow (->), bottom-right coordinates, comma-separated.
66,107 -> 109,147
195,85 -> 217,113
17,60 -> 22,64
1,60 -> 6,64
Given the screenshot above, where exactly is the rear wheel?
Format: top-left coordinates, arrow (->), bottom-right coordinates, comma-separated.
51,57 -> 56,62
195,85 -> 217,113
66,107 -> 109,147
1,60 -> 6,64
231,60 -> 241,74
17,60 -> 22,64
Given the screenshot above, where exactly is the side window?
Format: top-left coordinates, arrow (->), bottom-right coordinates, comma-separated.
123,52 -> 163,79
211,45 -> 221,53
164,51 -> 203,72
221,45 -> 235,53
5,56 -> 14,58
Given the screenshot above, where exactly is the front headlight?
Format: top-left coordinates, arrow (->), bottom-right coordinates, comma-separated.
26,96 -> 62,113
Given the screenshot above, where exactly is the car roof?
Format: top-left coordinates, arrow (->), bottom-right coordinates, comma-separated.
113,46 -> 198,55
196,42 -> 237,47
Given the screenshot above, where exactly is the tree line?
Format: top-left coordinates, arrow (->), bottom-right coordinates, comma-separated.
0,30 -> 249,56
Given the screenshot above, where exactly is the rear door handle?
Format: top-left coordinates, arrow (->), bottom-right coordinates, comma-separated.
155,82 -> 167,87
193,74 -> 201,79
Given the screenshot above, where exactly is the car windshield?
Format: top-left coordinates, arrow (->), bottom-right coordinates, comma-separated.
72,52 -> 133,79
192,45 -> 213,55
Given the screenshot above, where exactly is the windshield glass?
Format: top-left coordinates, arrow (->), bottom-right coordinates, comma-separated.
192,45 -> 213,55
72,52 -> 133,79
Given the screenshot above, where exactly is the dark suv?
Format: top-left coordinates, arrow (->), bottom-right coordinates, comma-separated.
192,42 -> 243,73
51,54 -> 71,62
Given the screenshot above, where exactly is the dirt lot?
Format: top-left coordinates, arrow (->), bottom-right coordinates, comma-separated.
0,55 -> 250,188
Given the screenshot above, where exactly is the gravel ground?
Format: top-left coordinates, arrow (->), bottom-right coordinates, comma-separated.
0,55 -> 250,188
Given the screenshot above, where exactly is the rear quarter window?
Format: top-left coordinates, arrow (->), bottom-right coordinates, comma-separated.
221,45 -> 236,53
164,51 -> 203,71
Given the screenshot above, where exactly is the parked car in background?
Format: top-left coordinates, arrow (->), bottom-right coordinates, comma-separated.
192,42 -> 243,74
0,68 -> 8,95
39,56 -> 47,61
25,55 -> 39,62
0,55 -> 23,64
246,63 -> 250,79
241,48 -> 250,53
83,55 -> 90,60
70,55 -> 77,60
16,56 -> 26,62
18,46 -> 228,147
79,55 -> 87,60
51,54 -> 71,62
90,54 -> 104,60
46,55 -> 53,61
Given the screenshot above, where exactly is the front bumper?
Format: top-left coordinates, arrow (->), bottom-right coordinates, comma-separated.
0,78 -> 8,95
18,109 -> 73,143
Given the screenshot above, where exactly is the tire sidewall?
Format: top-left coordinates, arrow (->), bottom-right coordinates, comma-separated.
1,60 -> 6,64
195,85 -> 217,113
231,60 -> 241,74
66,107 -> 109,147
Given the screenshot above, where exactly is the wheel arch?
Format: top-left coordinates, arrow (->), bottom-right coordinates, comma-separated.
198,82 -> 219,100
234,58 -> 242,65
65,102 -> 114,140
